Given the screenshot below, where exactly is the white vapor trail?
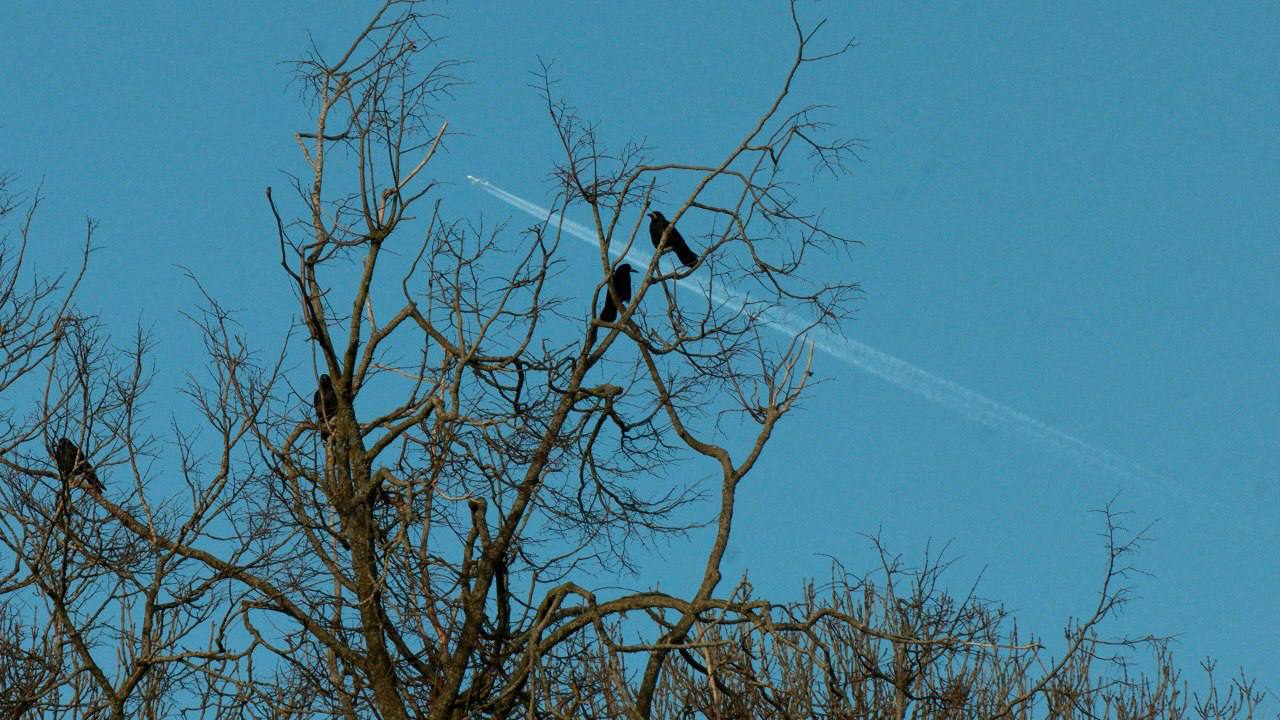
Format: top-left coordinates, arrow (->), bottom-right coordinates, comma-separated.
466,175 -> 1145,481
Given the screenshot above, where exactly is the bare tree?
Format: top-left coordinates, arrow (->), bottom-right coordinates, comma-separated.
0,3 -> 1273,719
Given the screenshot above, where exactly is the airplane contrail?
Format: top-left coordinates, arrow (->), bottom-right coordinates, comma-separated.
466,174 -> 1146,481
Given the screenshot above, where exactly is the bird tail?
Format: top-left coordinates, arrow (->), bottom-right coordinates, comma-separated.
676,246 -> 699,267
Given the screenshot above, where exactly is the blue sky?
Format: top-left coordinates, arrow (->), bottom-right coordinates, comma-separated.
3,0 -> 1277,691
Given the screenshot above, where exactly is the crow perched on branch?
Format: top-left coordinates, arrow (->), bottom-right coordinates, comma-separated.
314,374 -> 339,439
52,437 -> 103,492
648,210 -> 698,267
598,263 -> 637,323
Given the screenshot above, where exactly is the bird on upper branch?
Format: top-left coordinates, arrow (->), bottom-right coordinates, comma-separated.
648,210 -> 698,268
52,437 -> 103,492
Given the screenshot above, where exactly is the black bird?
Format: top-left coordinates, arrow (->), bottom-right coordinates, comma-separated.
598,263 -> 637,323
53,437 -> 103,492
314,374 -> 339,439
648,211 -> 698,267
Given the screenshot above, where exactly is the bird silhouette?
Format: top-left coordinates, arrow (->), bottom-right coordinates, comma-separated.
314,374 -> 339,439
52,437 -> 103,492
599,263 -> 637,323
648,211 -> 698,267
